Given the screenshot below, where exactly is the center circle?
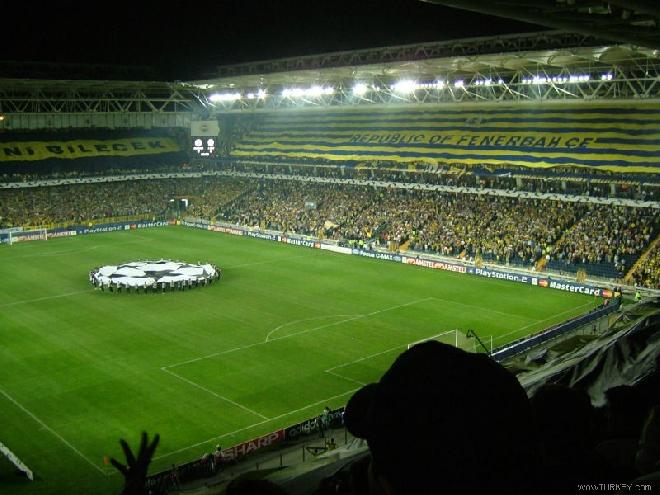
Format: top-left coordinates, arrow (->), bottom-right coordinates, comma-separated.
90,259 -> 221,292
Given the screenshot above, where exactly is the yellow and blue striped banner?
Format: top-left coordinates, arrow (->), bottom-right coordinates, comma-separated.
231,103 -> 660,173
0,137 -> 181,162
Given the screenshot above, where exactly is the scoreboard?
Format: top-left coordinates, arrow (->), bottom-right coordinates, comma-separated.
191,120 -> 219,157
192,137 -> 216,157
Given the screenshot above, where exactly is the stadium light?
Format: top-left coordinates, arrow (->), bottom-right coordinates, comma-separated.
0,115 -> 4,121
569,74 -> 590,83
417,81 -> 444,90
392,80 -> 417,93
282,86 -> 333,98
209,92 -> 241,102
257,89 -> 267,99
246,93 -> 255,100
282,88 -> 303,97
454,80 -> 464,88
601,73 -> 613,81
352,83 -> 368,96
308,85 -> 323,96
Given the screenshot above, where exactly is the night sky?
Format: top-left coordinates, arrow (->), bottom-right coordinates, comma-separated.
2,0 -> 540,80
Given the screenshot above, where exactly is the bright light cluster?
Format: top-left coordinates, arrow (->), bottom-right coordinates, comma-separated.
281,86 -> 334,98
209,92 -> 241,102
521,74 -> 591,84
391,80 -> 444,93
601,73 -> 614,81
209,89 -> 268,102
246,89 -> 268,100
352,83 -> 369,96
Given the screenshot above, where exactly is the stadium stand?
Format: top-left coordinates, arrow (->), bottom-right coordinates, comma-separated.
548,205 -> 657,278
2,174 -> 658,284
629,240 -> 660,290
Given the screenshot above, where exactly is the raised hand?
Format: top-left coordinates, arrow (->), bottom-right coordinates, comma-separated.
110,431 -> 160,495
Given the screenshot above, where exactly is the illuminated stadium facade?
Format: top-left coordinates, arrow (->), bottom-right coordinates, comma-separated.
0,31 -> 659,126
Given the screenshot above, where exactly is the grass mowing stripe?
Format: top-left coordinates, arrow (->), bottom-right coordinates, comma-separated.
160,367 -> 269,420
0,289 -> 95,308
163,298 -> 432,369
429,295 -> 540,322
0,227 -> 594,494
152,387 -> 361,461
492,300 -> 596,344
0,386 -> 106,475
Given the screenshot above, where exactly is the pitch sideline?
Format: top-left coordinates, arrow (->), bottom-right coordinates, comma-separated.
0,386 -> 107,475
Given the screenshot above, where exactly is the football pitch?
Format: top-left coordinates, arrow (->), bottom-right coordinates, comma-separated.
0,226 -> 594,494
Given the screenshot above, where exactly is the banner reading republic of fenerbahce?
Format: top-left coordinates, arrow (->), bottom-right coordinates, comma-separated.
0,137 -> 181,162
230,101 -> 660,173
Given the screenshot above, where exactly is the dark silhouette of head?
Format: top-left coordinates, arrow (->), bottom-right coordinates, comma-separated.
344,341 -> 534,494
604,385 -> 653,439
531,384 -> 597,451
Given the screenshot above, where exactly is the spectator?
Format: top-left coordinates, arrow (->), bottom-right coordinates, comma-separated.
343,341 -> 536,494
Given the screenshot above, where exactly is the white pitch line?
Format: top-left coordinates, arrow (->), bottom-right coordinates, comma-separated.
153,386 -> 360,461
493,300 -> 596,344
160,367 -> 269,420
264,314 -> 359,342
164,298 -> 433,370
0,289 -> 95,309
326,343 -> 408,373
429,296 -> 539,322
325,330 -> 455,385
0,386 -> 106,475
325,369 -> 367,387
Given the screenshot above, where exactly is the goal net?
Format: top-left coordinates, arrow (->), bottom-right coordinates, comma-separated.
7,228 -> 48,245
408,329 -> 494,354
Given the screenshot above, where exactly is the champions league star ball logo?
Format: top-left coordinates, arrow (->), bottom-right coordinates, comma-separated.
90,260 -> 221,292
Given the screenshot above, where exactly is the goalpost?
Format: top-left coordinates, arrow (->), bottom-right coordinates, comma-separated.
408,329 -> 494,354
8,228 -> 48,245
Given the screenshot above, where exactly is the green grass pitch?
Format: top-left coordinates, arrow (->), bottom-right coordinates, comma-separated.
0,226 -> 594,494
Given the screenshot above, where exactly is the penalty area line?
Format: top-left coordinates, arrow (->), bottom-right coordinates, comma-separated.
0,386 -> 107,475
492,300 -> 596,344
153,386 -> 360,461
163,297 -> 434,369
160,367 -> 269,421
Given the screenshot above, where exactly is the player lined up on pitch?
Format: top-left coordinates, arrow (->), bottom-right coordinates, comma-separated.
89,260 -> 221,293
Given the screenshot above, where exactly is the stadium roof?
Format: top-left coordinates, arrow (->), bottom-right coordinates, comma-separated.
0,31 -> 658,121
423,0 -> 660,49
188,31 -> 659,91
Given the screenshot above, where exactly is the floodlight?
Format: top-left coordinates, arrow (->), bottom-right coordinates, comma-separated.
352,83 -> 368,96
257,89 -> 267,99
454,80 -> 464,88
308,85 -> 324,96
392,80 -> 417,93
209,92 -> 241,102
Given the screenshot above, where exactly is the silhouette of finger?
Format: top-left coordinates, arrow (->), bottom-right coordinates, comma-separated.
109,457 -> 128,477
144,433 -> 160,461
120,438 -> 136,467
